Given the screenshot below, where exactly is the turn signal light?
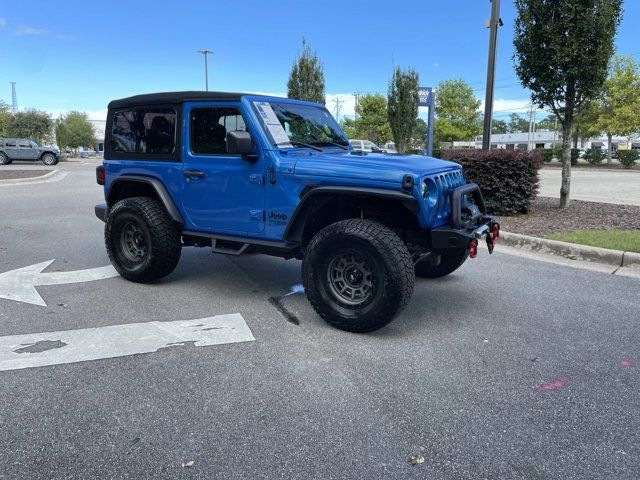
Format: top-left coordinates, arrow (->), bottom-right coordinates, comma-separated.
492,224 -> 500,242
468,239 -> 478,259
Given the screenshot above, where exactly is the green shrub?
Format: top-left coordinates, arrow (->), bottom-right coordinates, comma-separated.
535,148 -> 553,162
440,150 -> 543,215
551,144 -> 580,165
583,148 -> 605,165
617,149 -> 639,168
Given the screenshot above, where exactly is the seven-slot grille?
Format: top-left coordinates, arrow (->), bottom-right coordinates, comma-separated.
432,170 -> 465,220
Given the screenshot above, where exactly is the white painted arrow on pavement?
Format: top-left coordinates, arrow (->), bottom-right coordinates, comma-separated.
0,313 -> 255,372
0,260 -> 118,306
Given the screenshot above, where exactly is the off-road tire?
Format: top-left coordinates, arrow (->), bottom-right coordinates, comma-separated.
415,248 -> 468,278
0,152 -> 10,165
302,219 -> 414,333
105,197 -> 181,282
41,153 -> 58,165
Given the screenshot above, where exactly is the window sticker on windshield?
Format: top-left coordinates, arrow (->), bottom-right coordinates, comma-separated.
253,101 -> 292,148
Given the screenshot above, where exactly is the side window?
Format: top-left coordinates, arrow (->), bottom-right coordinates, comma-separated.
191,107 -> 248,155
18,140 -> 30,148
110,108 -> 176,154
6,140 -> 17,147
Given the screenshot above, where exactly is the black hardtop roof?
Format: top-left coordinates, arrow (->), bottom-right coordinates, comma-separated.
108,91 -> 283,109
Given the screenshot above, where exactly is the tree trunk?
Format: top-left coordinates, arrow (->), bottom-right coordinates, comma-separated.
607,133 -> 613,164
559,116 -> 573,208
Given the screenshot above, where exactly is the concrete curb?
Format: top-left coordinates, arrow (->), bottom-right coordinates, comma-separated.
622,251 -> 640,269
0,170 -> 58,185
500,231 -> 637,269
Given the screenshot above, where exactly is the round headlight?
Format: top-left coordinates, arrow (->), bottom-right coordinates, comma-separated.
421,181 -> 428,198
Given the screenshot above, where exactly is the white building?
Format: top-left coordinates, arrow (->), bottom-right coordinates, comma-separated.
457,131 -> 640,152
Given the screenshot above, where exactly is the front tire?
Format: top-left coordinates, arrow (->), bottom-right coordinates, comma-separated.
415,249 -> 468,278
41,153 -> 58,165
303,219 -> 415,333
105,197 -> 181,282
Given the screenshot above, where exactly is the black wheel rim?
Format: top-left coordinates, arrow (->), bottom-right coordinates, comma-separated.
119,220 -> 148,264
326,251 -> 374,305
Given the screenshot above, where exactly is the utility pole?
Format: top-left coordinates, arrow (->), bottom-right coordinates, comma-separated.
332,97 -> 344,121
196,50 -> 214,91
527,104 -> 536,151
10,82 -> 17,113
353,93 -> 360,120
481,0 -> 502,151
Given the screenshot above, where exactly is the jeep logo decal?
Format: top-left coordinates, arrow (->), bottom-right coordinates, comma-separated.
268,211 -> 287,222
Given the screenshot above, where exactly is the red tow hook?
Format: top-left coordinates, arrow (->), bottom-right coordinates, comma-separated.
468,239 -> 478,259
491,224 -> 500,243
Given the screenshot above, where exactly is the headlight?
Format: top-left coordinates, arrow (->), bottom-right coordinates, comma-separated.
421,182 -> 428,198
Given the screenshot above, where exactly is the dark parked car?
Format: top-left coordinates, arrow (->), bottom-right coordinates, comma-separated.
0,138 -> 60,165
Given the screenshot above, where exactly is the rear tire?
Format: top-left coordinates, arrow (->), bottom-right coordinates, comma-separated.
0,152 -> 9,165
415,249 -> 468,278
302,219 -> 414,333
105,197 -> 181,282
41,153 -> 58,165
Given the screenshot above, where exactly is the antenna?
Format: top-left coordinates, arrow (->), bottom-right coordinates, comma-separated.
10,82 -> 17,113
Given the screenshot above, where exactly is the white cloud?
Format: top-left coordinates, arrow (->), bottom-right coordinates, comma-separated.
14,26 -> 50,36
433,63 -> 440,68
13,25 -> 74,40
0,18 -> 6,29
481,97 -> 532,113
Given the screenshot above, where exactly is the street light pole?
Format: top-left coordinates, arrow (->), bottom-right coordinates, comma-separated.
482,0 -> 501,151
196,50 -> 214,91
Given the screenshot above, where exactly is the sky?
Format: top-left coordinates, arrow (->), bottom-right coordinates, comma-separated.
0,0 -> 638,123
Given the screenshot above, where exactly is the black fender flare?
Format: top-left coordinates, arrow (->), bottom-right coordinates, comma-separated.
283,186 -> 420,243
107,175 -> 184,226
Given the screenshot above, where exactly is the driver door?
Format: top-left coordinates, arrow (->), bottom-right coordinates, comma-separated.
181,103 -> 265,235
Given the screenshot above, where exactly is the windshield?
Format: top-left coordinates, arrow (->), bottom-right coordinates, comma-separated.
259,102 -> 349,148
30,140 -> 39,148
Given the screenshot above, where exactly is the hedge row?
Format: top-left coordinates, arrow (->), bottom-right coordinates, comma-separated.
440,150 -> 543,215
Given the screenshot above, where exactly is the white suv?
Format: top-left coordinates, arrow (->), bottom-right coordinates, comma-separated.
349,139 -> 382,153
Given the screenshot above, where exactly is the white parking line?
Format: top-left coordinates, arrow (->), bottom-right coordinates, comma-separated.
0,313 -> 254,372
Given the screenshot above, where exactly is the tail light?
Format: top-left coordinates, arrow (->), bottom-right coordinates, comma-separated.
468,239 -> 478,259
491,224 -> 500,243
96,166 -> 105,185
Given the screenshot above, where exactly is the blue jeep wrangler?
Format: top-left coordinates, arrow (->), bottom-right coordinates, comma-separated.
95,91 -> 498,332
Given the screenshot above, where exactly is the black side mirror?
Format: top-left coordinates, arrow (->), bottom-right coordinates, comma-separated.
226,131 -> 257,161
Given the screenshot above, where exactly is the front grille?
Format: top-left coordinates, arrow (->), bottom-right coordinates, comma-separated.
432,170 -> 465,220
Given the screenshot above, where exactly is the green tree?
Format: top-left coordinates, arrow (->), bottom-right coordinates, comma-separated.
411,118 -> 428,149
54,116 -> 68,155
572,101 -> 601,147
595,56 -> 640,163
491,119 -> 508,134
354,94 -> 392,144
387,67 -> 420,154
513,0 -> 623,207
6,109 -> 53,144
287,38 -> 325,104
60,111 -> 95,154
506,113 -> 529,133
433,79 -> 482,145
0,101 -> 12,137
339,118 -> 357,139
536,114 -> 560,132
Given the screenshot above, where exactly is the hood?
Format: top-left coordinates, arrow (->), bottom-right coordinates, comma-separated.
292,151 -> 460,183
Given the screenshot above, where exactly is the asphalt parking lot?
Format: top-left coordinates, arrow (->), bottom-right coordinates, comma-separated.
1,161 -> 639,479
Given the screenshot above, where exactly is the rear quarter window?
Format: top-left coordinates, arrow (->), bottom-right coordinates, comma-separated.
106,106 -> 180,161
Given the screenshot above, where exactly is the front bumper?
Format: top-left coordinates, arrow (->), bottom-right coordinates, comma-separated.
429,182 -> 499,251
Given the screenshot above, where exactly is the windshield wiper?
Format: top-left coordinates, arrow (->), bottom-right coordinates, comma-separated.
274,141 -> 322,152
310,141 -> 349,150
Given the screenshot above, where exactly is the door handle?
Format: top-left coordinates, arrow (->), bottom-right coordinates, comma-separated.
184,170 -> 205,179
